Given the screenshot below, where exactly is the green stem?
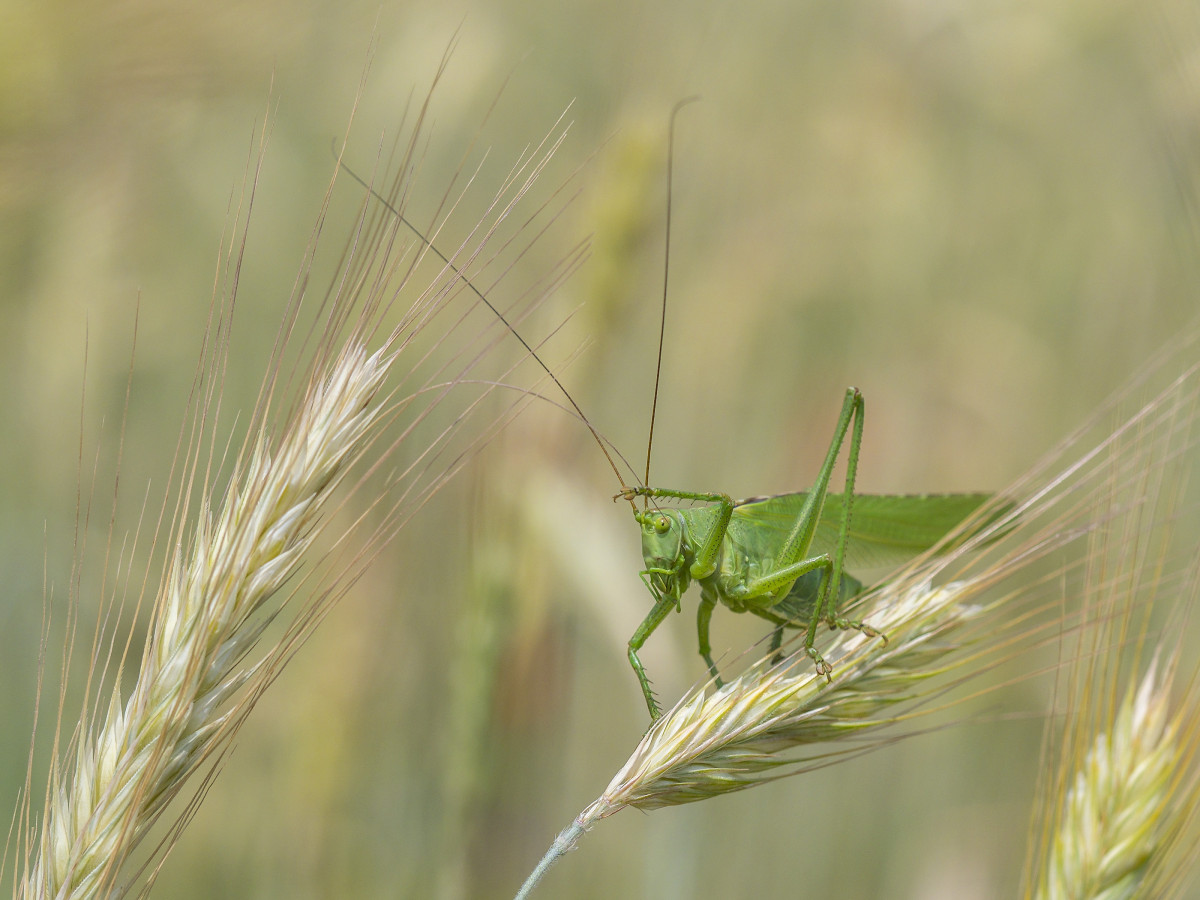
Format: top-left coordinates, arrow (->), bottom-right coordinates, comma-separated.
513,802 -> 607,900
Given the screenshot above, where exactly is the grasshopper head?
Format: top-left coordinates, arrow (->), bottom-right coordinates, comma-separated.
635,508 -> 688,598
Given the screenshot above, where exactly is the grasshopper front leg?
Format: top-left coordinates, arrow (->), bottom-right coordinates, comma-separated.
624,488 -> 737,687
627,595 -> 678,719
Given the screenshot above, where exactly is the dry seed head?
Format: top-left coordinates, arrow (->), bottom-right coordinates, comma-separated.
1035,668 -> 1177,900
518,334 -> 1200,900
14,56 -> 583,898
1043,670 -> 1175,896
589,579 -> 974,815
24,346 -> 385,900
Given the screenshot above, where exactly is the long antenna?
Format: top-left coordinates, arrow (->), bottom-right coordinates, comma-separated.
332,143 -> 634,503
643,97 -> 700,493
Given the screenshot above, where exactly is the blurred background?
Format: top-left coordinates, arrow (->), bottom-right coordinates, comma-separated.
3,0 -> 1200,897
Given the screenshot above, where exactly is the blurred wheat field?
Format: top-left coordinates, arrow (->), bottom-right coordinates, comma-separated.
3,1 -> 1200,898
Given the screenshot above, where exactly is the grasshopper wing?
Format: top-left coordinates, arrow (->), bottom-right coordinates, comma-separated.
733,492 -> 996,571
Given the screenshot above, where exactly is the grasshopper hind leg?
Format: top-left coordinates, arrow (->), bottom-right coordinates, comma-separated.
817,569 -> 886,643
780,569 -> 883,679
827,614 -> 888,644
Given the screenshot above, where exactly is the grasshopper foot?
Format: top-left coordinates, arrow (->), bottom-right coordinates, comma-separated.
615,486 -> 650,503
829,616 -> 888,646
646,695 -> 663,721
805,646 -> 833,683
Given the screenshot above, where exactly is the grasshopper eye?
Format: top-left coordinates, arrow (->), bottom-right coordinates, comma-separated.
654,516 -> 670,533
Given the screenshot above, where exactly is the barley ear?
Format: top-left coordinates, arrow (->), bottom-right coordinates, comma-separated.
22,345 -> 386,900
1034,667 -> 1178,900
